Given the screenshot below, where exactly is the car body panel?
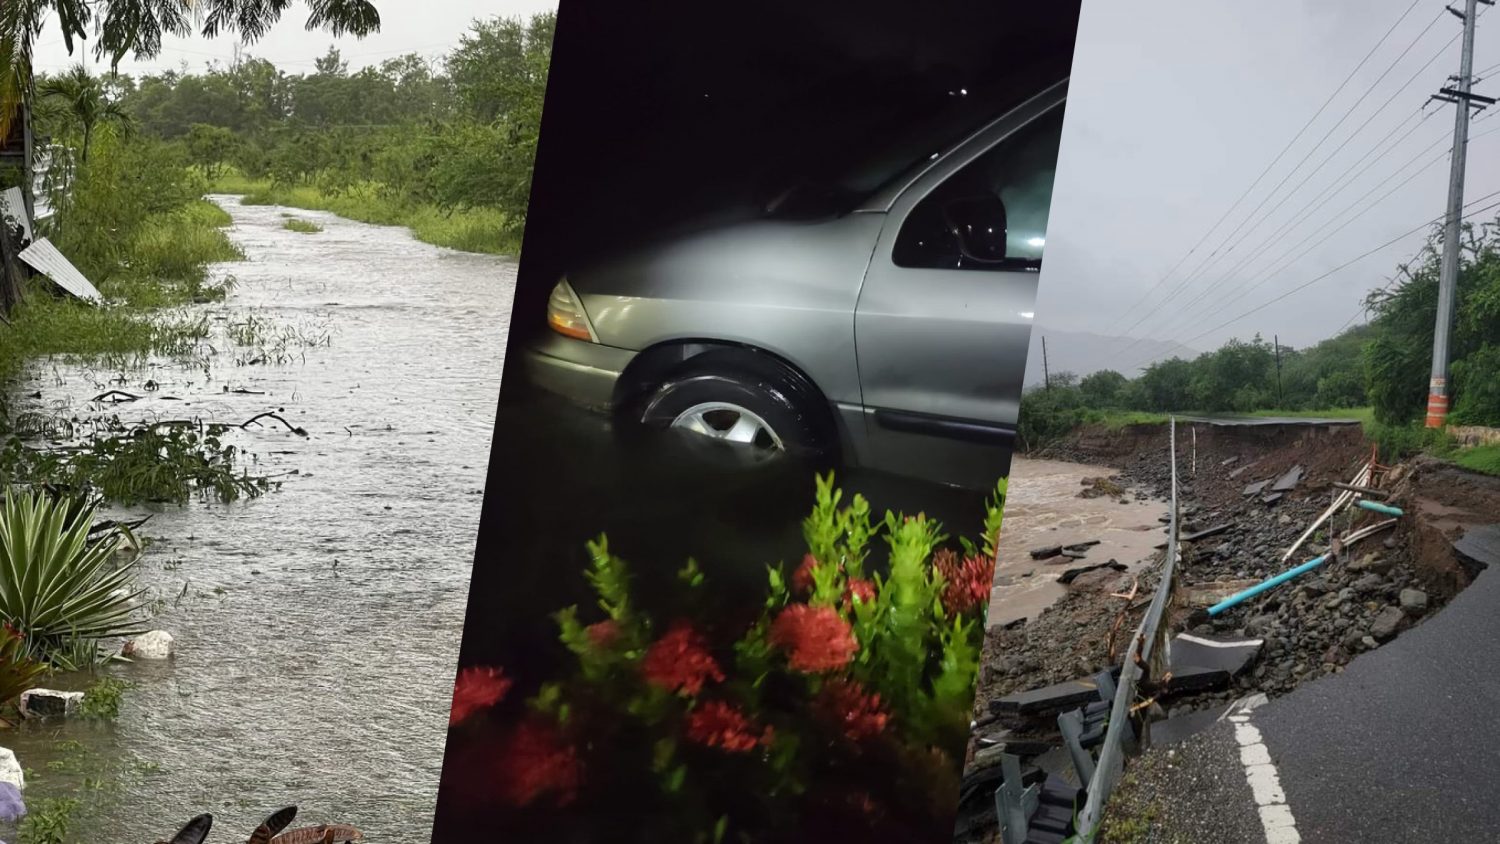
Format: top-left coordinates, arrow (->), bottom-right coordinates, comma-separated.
567,213 -> 886,407
523,79 -> 1067,490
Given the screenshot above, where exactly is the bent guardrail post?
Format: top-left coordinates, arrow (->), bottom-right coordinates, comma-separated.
1074,417 -> 1182,840
997,752 -> 1040,844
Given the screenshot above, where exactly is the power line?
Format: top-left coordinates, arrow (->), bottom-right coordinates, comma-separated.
1169,107 -> 1440,323
1119,4 -> 1493,362
1108,1 -> 1448,359
1126,186 -> 1500,372
1099,0 -> 1433,343
1156,113 -> 1455,339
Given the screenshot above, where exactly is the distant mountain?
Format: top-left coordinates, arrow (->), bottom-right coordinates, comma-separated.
1023,328 -> 1197,387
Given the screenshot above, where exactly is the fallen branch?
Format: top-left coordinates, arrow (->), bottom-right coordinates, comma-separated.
91,390 -> 140,404
241,410 -> 308,437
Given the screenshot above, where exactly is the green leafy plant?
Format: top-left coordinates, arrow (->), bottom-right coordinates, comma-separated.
0,488 -> 147,662
449,473 -> 1006,841
79,676 -> 129,719
17,796 -> 78,844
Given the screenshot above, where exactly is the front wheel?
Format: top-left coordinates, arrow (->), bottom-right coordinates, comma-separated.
635,353 -> 832,461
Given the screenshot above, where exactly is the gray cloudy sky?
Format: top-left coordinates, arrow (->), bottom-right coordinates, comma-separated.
1038,0 -> 1500,372
32,0 -> 556,76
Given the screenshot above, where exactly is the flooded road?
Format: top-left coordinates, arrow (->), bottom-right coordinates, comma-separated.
5,197 -> 512,841
987,457 -> 1167,628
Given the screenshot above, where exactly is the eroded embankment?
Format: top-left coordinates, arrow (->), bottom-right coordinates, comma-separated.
959,420 -> 1500,841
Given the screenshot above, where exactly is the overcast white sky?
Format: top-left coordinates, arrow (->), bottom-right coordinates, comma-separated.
32,0 -> 557,76
1038,0 -> 1500,371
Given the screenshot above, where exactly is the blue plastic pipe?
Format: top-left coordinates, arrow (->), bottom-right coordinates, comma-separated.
1358,500 -> 1404,517
1207,553 -> 1329,617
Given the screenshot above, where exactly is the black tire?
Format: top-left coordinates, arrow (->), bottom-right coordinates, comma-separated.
635,351 -> 832,459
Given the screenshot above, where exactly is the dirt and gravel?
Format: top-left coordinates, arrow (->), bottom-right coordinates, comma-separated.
960,419 -> 1500,841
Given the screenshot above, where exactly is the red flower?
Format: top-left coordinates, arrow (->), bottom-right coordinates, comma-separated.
843,578 -> 876,608
685,700 -> 774,753
449,666 -> 512,727
791,553 -> 819,594
493,718 -> 582,807
815,678 -> 890,741
642,621 -> 725,695
936,550 -> 995,615
769,604 -> 858,672
585,619 -> 622,650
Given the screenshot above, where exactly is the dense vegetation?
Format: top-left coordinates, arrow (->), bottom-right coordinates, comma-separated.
79,11 -> 555,254
1019,218 -> 1500,461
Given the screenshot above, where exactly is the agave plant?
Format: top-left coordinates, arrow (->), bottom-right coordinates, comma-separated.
0,487 -> 147,662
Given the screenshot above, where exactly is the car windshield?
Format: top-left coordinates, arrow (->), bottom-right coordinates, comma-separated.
760,78 -> 1064,220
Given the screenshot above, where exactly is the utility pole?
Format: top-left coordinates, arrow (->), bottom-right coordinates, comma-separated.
1274,334 -> 1284,408
1042,335 -> 1051,390
1427,0 -> 1494,427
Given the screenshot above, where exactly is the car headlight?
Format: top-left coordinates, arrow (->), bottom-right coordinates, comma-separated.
546,277 -> 597,342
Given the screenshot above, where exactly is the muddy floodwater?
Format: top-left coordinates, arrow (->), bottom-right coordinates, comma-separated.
987,457 -> 1167,628
4,197 -> 512,841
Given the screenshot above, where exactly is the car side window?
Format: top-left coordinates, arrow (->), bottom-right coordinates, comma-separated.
892,103 -> 1064,272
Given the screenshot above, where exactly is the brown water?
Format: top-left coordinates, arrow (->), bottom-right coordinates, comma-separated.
3,197 -> 512,842
987,457 -> 1168,628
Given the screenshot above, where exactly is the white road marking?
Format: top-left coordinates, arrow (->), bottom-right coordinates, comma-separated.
1229,713 -> 1301,844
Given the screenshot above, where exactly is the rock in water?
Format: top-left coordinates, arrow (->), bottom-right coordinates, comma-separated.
0,778 -> 22,821
0,748 -> 22,792
18,689 -> 83,719
122,630 -> 174,659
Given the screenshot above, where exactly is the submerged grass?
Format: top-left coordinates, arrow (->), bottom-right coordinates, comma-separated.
210,172 -> 516,255
282,217 -> 322,234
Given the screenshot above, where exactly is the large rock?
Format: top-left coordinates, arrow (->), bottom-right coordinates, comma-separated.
121,630 -> 174,659
0,747 -> 22,791
1369,606 -> 1406,642
1399,588 -> 1429,616
18,688 -> 82,719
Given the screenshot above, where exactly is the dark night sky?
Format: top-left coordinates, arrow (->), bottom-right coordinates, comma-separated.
510,0 -> 1083,345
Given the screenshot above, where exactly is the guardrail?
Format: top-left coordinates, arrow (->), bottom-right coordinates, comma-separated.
1072,416 -> 1181,839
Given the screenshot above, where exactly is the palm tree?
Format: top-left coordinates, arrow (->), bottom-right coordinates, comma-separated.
1,0 -> 382,138
38,64 -> 130,163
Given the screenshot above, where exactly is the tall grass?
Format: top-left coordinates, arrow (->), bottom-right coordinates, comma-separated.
1453,444 -> 1500,476
210,171 -> 517,255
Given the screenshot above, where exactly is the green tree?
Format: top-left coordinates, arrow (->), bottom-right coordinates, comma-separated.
184,123 -> 241,180
1079,369 -> 1127,408
38,64 -> 133,163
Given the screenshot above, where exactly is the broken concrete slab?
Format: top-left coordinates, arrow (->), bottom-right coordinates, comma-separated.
1228,464 -> 1251,479
1243,479 -> 1271,496
1261,492 -> 1286,506
1181,579 -> 1262,608
1270,465 -> 1305,493
19,688 -> 83,719
1056,560 -> 1127,585
991,676 -> 1105,716
1171,632 -> 1264,679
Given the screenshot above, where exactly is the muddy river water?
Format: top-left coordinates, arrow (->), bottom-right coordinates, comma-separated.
987,457 -> 1169,628
5,197 -> 512,841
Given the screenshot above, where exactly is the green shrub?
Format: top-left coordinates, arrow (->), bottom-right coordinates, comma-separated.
0,490 -> 146,663
1452,344 -> 1500,426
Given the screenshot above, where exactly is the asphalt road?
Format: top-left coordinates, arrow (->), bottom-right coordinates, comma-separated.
1139,525 -> 1500,842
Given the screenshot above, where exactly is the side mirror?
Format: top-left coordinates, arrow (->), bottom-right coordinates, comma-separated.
940,195 -> 1008,263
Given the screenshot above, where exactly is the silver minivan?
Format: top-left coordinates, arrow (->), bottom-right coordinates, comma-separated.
522,79 -> 1066,490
